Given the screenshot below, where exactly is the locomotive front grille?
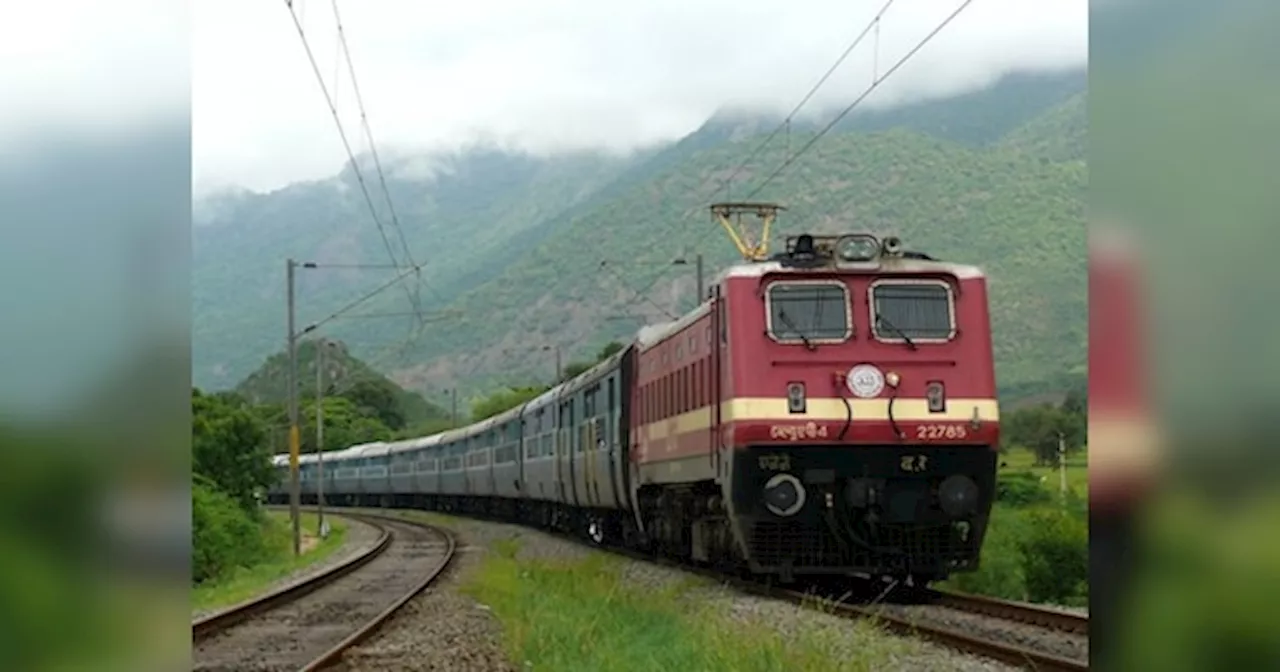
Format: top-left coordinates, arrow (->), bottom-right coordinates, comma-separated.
731,443 -> 998,574
747,518 -> 977,575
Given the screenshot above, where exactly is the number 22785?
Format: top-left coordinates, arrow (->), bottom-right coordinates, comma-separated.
915,424 -> 967,440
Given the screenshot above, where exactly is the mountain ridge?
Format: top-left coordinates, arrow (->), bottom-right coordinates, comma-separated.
193,68 -> 1086,405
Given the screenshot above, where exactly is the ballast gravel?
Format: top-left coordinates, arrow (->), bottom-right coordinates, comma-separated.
331,509 -> 1023,671
325,511 -> 515,672
870,602 -> 1088,663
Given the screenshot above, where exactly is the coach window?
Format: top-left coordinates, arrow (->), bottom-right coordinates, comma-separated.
765,280 -> 852,344
606,377 -> 616,445
869,280 -> 957,343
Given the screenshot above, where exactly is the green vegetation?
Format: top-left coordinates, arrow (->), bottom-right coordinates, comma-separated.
191,386 -> 356,598
192,510 -> 347,612
464,537 -> 925,671
942,394 -> 1089,606
193,70 -> 1086,403
468,341 -> 625,421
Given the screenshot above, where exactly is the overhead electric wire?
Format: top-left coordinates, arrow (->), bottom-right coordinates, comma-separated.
714,0 -> 899,199
740,0 -> 977,202
617,0 -> 907,314
328,0 -> 435,310
597,260 -> 679,320
299,265 -> 420,335
283,0 -> 431,327
303,262 -> 406,269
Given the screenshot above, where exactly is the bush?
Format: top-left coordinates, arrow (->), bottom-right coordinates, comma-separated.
948,508 -> 1026,599
192,478 -> 269,584
996,470 -> 1053,507
1017,507 -> 1088,604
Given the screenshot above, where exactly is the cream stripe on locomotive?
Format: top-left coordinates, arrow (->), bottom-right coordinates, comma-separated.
642,397 -> 1000,440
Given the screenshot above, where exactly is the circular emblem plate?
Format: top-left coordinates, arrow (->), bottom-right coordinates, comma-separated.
846,364 -> 885,398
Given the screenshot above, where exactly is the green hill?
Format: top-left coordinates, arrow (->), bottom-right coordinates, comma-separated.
235,339 -> 449,430
394,117 -> 1085,396
193,70 -> 1086,402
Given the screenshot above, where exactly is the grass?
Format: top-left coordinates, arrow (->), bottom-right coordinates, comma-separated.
1000,446 -> 1089,497
190,510 -> 348,613
462,537 -> 926,672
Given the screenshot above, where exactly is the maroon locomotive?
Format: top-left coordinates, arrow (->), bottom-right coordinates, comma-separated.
628,203 -> 1001,584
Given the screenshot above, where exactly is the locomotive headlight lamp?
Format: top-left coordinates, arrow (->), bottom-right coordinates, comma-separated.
763,473 -> 806,517
938,474 -> 979,517
885,371 -> 900,388
926,381 -> 946,413
786,382 -> 806,413
835,234 -> 880,262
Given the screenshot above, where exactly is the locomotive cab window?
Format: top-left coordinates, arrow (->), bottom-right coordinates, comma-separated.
765,281 -> 852,343
869,280 -> 956,342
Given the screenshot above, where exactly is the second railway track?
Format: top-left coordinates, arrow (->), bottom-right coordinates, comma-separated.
192,513 -> 455,672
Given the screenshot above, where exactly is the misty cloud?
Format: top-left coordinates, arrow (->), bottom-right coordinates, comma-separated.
193,0 -> 1086,195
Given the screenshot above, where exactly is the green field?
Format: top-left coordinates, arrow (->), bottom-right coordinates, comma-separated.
940,448 -> 1089,605
191,510 -> 348,613
1000,446 -> 1089,498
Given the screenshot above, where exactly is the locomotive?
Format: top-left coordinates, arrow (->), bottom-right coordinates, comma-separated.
269,203 -> 1001,585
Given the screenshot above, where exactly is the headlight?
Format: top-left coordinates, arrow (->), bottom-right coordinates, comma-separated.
835,235 -> 880,262
938,474 -> 979,517
763,473 -> 806,517
786,382 -> 806,413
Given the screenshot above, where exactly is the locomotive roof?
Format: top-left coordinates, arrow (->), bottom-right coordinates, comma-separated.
717,257 -> 986,281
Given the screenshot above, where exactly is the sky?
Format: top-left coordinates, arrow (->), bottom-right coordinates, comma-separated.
192,0 -> 1086,197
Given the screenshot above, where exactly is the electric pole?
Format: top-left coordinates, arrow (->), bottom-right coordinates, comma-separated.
451,388 -> 458,427
695,253 -> 705,301
673,254 -> 705,302
316,338 -> 328,538
1057,431 -> 1067,500
286,258 -> 301,557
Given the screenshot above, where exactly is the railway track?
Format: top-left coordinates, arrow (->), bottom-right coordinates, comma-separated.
333,506 -> 1088,670
191,513 -> 455,672
925,588 -> 1088,635
778,585 -> 1090,672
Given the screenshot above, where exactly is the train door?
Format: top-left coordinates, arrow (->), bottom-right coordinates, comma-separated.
581,385 -> 596,508
556,401 -> 568,504
570,396 -> 581,506
605,374 -> 623,509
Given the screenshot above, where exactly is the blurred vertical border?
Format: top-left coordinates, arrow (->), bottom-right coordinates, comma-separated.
0,1 -> 191,669
1091,0 -> 1280,669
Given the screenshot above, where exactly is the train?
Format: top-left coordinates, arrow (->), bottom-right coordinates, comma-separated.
268,214 -> 1001,585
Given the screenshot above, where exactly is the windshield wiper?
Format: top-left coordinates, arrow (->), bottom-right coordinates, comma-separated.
777,309 -> 816,351
876,314 -> 918,350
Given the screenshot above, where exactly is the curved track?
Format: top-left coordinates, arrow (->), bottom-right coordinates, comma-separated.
192,513 -> 455,672
351,506 -> 1088,671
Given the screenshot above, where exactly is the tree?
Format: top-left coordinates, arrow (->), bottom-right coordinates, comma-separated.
1003,403 -> 1086,465
1061,385 -> 1086,418
560,361 -> 593,381
192,389 -> 275,511
471,385 -> 549,421
299,396 -> 393,452
596,341 -> 625,361
340,379 -> 406,430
